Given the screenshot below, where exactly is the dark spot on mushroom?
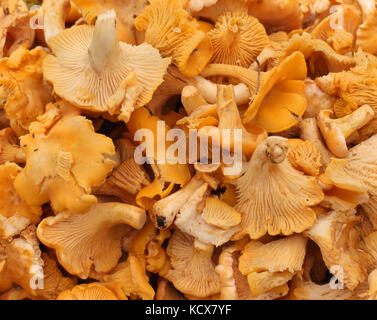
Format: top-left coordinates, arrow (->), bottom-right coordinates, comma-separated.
211,186 -> 226,197
156,215 -> 167,229
33,148 -> 38,152
32,134 -> 35,138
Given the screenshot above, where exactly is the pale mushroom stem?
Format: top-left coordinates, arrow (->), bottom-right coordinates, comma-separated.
336,105 -> 374,138
193,76 -> 250,105
88,10 -> 121,73
265,139 -> 288,164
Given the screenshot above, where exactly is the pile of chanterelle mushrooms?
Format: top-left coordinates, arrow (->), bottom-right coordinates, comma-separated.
1,0 -> 377,301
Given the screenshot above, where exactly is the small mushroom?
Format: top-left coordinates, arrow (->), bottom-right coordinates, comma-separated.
317,105 -> 374,158
165,230 -> 221,298
135,0 -> 213,77
299,117 -> 332,168
208,11 -> 269,67
152,176 -> 205,230
287,139 -> 322,176
37,202 -> 146,279
202,197 -> 241,229
174,183 -> 240,246
239,235 -> 307,298
57,283 -> 127,300
93,158 -> 150,204
98,254 -> 155,300
201,84 -> 267,156
304,210 -> 371,290
311,4 -> 362,54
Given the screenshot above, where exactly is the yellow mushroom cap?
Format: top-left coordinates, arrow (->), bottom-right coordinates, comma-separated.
208,11 -> 269,67
57,283 -> 126,300
165,231 -> 221,298
37,202 -> 146,279
135,0 -> 213,77
239,235 -> 308,274
98,254 -> 155,300
243,51 -> 308,133
287,139 -> 322,176
43,10 -> 170,114
202,197 -> 241,229
14,101 -> 117,214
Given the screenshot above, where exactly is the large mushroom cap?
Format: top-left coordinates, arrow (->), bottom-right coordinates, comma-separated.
43,10 -> 170,117
235,136 -> 324,239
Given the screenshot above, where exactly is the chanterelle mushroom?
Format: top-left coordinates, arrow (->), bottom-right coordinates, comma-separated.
208,11 -> 269,68
239,235 -> 308,298
304,210 -> 371,291
37,202 -> 146,279
14,101 -> 117,214
243,51 -> 308,133
165,230 -> 221,298
135,0 -> 213,77
57,283 -> 126,300
43,10 -> 170,121
234,136 -> 324,239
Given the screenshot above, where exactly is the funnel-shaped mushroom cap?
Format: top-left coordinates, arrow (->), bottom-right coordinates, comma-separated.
243,51 -> 307,133
208,11 -> 269,67
37,202 -> 146,279
57,283 -> 126,300
14,101 -> 116,214
239,235 -> 308,274
135,0 -> 213,77
235,136 -> 324,239
43,10 -> 170,115
165,231 -> 221,298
